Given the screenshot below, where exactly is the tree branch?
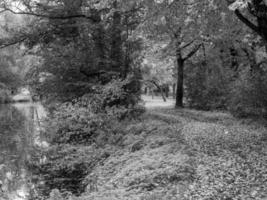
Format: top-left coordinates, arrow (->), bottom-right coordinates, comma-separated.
0,38 -> 26,49
0,7 -> 101,23
144,79 -> 167,102
180,39 -> 195,49
0,27 -> 52,49
80,69 -> 107,78
183,44 -> 201,61
234,9 -> 260,35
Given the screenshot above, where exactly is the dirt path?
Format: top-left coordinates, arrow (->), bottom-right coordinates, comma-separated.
142,95 -> 175,109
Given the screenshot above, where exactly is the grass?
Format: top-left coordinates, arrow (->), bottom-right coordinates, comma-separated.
48,108 -> 267,200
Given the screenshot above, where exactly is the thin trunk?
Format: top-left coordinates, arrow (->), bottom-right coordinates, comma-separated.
172,83 -> 176,99
257,16 -> 267,53
148,80 -> 167,102
110,1 -> 123,74
165,85 -> 169,98
263,38 -> 267,53
94,22 -> 106,70
160,87 -> 167,102
176,54 -> 184,108
124,16 -> 130,78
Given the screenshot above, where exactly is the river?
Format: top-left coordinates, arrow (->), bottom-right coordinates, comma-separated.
0,102 -> 47,200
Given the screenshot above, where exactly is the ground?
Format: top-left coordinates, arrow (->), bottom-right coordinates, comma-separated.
12,88 -> 32,102
142,95 -> 175,109
68,99 -> 267,200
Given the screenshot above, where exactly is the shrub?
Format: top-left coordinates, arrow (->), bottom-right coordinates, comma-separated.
94,75 -> 141,109
185,61 -> 230,110
28,77 -> 144,198
44,77 -> 144,145
229,68 -> 267,118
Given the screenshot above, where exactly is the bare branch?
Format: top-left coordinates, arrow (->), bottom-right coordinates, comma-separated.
183,44 -> 201,61
180,39 -> 195,49
234,9 -> 260,35
0,27 -> 52,49
0,36 -> 27,49
143,79 -> 166,102
0,7 -> 101,23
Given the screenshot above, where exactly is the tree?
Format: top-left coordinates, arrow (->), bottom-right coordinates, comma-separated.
226,0 -> 267,51
142,0 -> 204,107
0,0 -> 145,102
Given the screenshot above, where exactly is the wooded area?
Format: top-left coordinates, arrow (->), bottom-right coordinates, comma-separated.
0,0 -> 266,114
0,0 -> 266,200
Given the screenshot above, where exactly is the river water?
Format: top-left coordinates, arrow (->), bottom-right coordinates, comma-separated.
0,102 -> 47,200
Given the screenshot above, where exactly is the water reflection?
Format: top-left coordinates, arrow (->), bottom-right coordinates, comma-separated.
0,103 -> 46,200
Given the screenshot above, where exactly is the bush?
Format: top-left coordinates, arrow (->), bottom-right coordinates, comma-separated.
103,77 -> 140,107
229,68 -> 267,118
185,61 -> 230,110
28,77 -> 145,198
43,77 -> 144,144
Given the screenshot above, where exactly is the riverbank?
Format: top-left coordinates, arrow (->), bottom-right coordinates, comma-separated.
41,107 -> 267,200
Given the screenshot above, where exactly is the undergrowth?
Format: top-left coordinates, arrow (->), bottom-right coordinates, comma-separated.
31,103 -> 267,200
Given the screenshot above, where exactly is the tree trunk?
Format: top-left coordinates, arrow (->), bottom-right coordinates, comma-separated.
123,16 -> 130,79
175,56 -> 184,108
93,22 -> 106,70
172,83 -> 176,99
147,80 -> 167,102
165,85 -> 169,98
160,87 -> 167,102
110,1 -> 123,74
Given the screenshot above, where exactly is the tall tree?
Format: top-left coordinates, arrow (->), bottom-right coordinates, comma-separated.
142,0 -> 203,107
0,0 -> 145,101
110,0 -> 123,73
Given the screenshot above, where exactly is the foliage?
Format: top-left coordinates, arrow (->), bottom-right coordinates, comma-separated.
181,120 -> 266,199
0,88 -> 11,103
29,144 -> 109,197
28,77 -> 145,198
229,67 -> 267,117
14,1 -> 145,197
0,105 -> 26,142
19,0 -> 145,103
1,0 -> 267,200
141,0 -> 207,107
185,61 -> 230,110
185,152 -> 267,200
38,109 -> 267,200
0,50 -> 23,91
44,77 -> 143,145
182,121 -> 263,154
